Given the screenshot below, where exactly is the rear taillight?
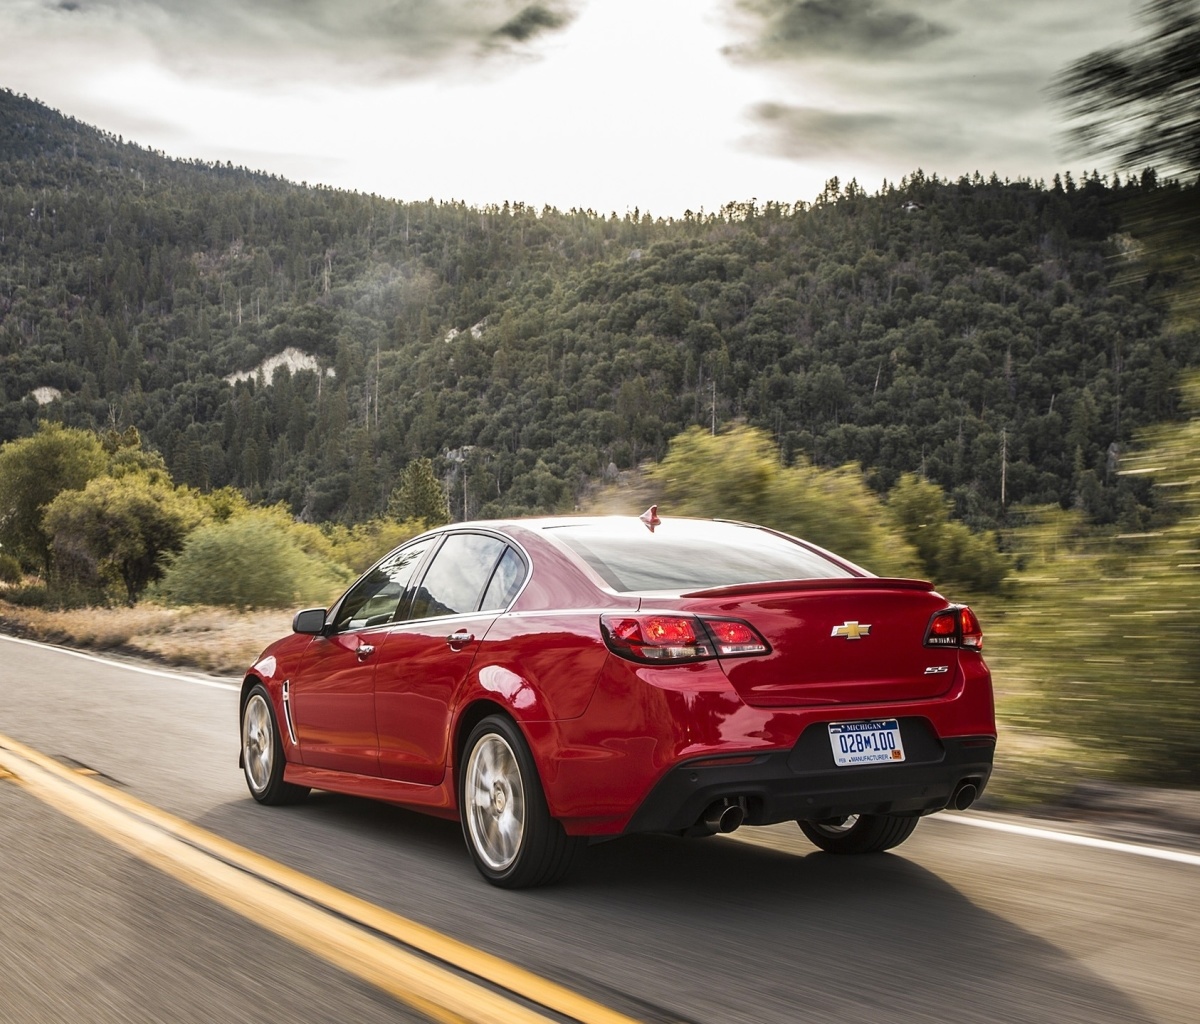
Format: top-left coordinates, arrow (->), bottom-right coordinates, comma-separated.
600,615 -> 769,663
602,615 -> 711,662
924,606 -> 984,651
705,618 -> 769,656
958,607 -> 983,649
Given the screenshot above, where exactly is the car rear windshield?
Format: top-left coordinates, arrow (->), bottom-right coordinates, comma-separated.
546,519 -> 856,593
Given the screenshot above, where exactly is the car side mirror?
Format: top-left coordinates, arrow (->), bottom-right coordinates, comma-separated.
292,608 -> 328,635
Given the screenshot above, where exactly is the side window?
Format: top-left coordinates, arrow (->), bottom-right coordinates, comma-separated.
331,540 -> 431,632
480,546 -> 527,612
408,533 -> 507,620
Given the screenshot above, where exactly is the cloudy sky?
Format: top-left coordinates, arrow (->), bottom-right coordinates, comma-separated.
0,0 -> 1139,215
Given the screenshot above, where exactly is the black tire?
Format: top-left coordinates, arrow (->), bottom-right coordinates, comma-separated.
798,813 -> 919,854
240,684 -> 309,806
459,715 -> 581,888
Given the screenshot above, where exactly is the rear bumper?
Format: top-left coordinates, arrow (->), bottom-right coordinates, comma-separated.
622,720 -> 995,834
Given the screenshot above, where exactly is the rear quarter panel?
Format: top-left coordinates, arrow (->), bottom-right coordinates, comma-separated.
464,611 -> 613,722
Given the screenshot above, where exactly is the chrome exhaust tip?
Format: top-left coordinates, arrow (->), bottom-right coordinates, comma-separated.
702,800 -> 746,834
951,781 -> 979,811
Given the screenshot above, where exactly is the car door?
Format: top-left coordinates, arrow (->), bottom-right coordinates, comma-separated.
290,539 -> 433,775
373,532 -> 527,785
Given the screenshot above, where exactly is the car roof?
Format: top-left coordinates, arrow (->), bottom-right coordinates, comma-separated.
440,513 -> 750,534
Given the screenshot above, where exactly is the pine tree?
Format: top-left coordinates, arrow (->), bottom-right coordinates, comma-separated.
386,458 -> 450,526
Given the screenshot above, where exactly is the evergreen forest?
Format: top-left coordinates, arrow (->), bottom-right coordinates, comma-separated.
4,87 -> 1197,532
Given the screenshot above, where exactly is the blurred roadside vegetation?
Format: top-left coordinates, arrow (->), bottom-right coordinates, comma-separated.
1055,0 -> 1200,327
995,376 -> 1200,790
991,0 -> 1200,794
649,424 -> 1009,592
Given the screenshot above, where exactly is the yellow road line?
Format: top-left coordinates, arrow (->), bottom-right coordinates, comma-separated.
0,732 -> 644,1024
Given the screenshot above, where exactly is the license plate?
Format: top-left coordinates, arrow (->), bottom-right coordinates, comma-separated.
828,719 -> 905,766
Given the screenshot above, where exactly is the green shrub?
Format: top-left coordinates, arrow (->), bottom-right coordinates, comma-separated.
322,517 -> 426,573
43,469 -> 208,605
154,513 -> 350,610
0,552 -> 22,583
0,422 -> 107,575
649,425 -> 921,578
886,474 -> 1010,594
4,583 -> 49,607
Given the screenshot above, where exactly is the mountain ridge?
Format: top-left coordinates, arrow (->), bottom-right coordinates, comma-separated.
2,88 -> 1196,528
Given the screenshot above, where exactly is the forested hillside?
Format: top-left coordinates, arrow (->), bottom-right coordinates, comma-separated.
2,88 -> 1197,527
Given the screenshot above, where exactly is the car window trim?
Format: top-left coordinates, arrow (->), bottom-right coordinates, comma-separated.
326,535 -> 438,634
541,520 -> 858,593
477,544 -> 530,613
389,536 -> 440,625
402,529 -> 532,623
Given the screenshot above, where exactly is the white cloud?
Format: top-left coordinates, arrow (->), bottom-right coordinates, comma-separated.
0,0 -> 1142,214
33,1 -> 579,79
725,0 -> 1140,179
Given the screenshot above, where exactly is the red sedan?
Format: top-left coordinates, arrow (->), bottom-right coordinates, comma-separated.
239,510 -> 995,887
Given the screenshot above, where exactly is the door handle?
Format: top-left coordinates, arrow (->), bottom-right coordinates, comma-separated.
447,630 -> 475,651
356,643 -> 375,661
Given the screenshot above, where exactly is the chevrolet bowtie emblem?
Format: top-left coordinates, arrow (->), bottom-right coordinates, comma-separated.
831,621 -> 871,640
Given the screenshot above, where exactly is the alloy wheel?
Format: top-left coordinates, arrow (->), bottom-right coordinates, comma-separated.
465,732 -> 526,871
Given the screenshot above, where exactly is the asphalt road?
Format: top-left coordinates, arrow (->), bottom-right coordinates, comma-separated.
1,634 -> 1197,1024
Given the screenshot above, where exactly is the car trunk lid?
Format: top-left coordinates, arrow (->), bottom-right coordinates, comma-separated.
670,578 -> 957,708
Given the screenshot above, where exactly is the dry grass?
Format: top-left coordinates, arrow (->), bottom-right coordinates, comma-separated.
0,600 -> 292,676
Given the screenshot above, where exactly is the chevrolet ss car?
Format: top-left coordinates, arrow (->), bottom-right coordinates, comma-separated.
239,509 -> 995,888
